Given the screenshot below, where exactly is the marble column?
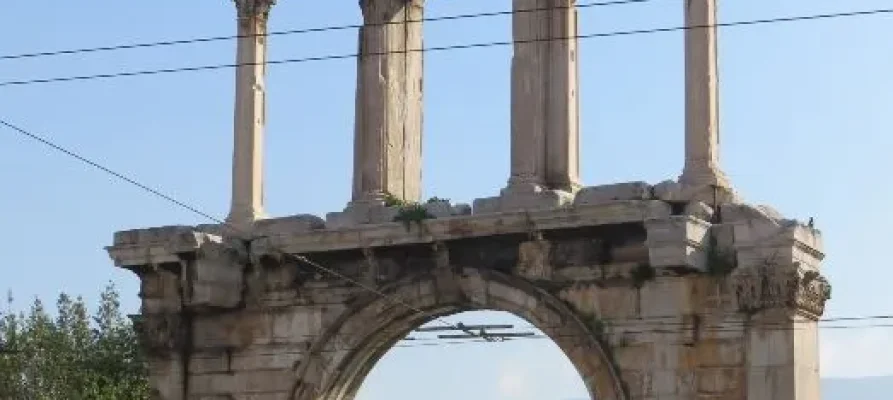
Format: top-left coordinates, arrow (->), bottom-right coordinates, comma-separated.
227,0 -> 275,230
679,0 -> 730,189
352,0 -> 425,204
509,0 -> 580,194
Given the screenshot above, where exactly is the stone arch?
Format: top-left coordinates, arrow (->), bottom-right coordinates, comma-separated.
290,267 -> 627,400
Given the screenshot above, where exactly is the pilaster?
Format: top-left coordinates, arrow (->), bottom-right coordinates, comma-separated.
725,204 -> 830,400
731,263 -> 829,400
227,0 -> 276,231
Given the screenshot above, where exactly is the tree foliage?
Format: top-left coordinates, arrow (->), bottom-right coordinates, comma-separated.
0,283 -> 148,400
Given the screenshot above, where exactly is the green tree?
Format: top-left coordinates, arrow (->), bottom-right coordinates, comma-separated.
0,284 -> 148,400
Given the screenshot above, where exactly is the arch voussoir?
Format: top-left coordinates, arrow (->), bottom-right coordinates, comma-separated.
291,267 -> 628,400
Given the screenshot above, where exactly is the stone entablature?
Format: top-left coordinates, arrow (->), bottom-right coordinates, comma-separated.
108,180 -> 830,400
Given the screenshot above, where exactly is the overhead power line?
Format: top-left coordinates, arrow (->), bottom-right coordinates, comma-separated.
0,117 -> 494,342
292,321 -> 893,354
0,0 -> 653,61
2,7 -> 892,88
3,320 -> 892,357
0,116 -> 884,341
0,115 -> 885,352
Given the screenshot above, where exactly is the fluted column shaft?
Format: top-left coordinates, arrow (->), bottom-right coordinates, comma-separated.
227,0 -> 275,230
509,0 -> 580,193
352,0 -> 425,204
680,0 -> 729,188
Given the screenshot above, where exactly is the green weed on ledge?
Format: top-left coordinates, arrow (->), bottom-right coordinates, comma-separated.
705,233 -> 737,277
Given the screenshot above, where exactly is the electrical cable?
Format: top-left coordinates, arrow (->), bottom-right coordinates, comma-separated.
264,322 -> 893,354
3,7 -> 891,87
0,0 -> 654,61
0,117 -> 492,341
0,116 -> 880,343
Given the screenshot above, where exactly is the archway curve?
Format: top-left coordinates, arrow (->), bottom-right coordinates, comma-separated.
290,267 -> 628,400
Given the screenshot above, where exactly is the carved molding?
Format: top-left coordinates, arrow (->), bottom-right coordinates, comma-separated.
730,263 -> 831,319
234,0 -> 276,19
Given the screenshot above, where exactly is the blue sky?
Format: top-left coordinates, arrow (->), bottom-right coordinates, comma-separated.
1,0 -> 892,398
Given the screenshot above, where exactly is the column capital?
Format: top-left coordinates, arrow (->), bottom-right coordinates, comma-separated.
359,0 -> 424,21
731,263 -> 832,320
234,0 -> 276,19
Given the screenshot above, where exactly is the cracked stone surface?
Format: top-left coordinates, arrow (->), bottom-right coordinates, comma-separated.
109,195 -> 829,400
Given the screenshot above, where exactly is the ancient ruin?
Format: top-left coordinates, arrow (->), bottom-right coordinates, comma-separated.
107,1 -> 831,399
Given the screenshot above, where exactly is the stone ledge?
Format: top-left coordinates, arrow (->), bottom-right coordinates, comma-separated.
722,203 -> 824,268
107,191 -> 824,281
108,229 -> 224,269
326,199 -> 471,229
107,200 -> 672,269
473,188 -> 574,214
574,181 -> 652,205
260,200 -> 671,255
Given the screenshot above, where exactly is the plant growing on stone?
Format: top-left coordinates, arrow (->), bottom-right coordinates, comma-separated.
630,263 -> 656,289
705,233 -> 737,277
381,192 -> 438,230
393,202 -> 434,230
382,192 -> 405,207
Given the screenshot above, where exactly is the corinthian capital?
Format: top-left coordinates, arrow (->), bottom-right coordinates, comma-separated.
730,263 -> 832,320
234,0 -> 276,19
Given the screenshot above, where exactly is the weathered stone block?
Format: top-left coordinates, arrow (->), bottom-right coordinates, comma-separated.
654,179 -> 685,202
516,240 -> 552,280
255,214 -> 325,236
185,241 -> 247,310
573,181 -> 652,206
423,200 -> 471,218
190,282 -> 241,310
192,313 -> 273,349
110,189 -> 828,400
194,223 -> 230,237
614,345 -> 653,369
325,202 -> 400,229
473,187 -> 574,214
649,368 -> 680,396
504,188 -> 574,212
645,215 -> 711,270
684,201 -> 715,222
685,340 -> 744,367
746,365 -> 795,400
471,195 -> 501,214
126,225 -> 194,246
189,351 -> 231,375
271,309 -> 321,341
696,367 -> 742,394
639,278 -> 693,318
138,313 -> 188,354
230,346 -> 304,371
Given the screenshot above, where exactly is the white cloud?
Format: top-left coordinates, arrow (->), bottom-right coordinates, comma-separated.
821,330 -> 893,378
496,362 -> 535,400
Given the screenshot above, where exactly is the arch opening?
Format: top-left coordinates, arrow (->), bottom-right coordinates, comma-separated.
290,268 -> 627,400
353,310 -> 592,400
